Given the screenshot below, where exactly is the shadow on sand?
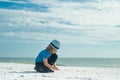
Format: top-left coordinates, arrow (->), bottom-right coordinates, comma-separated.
9,71 -> 37,74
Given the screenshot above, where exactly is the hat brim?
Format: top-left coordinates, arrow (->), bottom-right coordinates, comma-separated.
50,43 -> 59,50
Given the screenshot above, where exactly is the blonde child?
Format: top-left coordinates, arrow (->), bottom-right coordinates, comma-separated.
35,39 -> 60,73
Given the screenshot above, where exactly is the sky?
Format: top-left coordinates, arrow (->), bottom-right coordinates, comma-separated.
0,0 -> 120,58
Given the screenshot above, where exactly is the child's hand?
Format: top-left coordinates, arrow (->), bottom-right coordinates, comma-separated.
52,66 -> 59,70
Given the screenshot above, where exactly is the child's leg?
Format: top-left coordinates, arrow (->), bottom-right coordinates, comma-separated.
48,54 -> 58,65
35,62 -> 54,73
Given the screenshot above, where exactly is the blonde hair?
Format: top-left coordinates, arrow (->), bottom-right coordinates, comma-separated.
46,44 -> 56,53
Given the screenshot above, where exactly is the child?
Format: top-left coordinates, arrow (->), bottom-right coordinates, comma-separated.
34,39 -> 60,73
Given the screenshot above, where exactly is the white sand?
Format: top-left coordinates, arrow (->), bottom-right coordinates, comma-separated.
0,62 -> 120,80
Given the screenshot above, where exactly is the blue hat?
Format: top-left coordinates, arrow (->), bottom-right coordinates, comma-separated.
50,39 -> 60,50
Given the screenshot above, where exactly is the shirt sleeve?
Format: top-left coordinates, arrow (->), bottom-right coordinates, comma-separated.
43,52 -> 50,59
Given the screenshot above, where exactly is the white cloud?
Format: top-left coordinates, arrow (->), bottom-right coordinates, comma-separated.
48,0 -> 120,26
0,0 -> 120,45
0,31 -> 106,45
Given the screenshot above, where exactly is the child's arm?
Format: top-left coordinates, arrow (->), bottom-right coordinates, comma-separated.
52,63 -> 59,70
43,59 -> 54,70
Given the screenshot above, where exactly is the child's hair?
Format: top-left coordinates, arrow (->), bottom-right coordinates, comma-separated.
46,44 -> 55,53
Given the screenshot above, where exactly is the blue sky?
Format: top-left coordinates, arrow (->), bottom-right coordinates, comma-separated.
0,0 -> 120,58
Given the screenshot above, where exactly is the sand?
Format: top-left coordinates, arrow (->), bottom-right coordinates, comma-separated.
0,62 -> 120,80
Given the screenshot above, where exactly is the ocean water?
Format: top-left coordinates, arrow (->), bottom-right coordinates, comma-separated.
0,58 -> 120,68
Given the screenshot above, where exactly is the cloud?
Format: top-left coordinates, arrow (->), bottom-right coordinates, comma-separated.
0,0 -> 120,45
0,0 -> 27,3
0,0 -> 49,12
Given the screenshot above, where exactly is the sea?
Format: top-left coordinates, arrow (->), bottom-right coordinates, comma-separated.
0,58 -> 120,68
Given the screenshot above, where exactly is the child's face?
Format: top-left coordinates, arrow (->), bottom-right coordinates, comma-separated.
52,49 -> 57,54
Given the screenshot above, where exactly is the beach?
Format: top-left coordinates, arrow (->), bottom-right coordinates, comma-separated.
0,62 -> 120,80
